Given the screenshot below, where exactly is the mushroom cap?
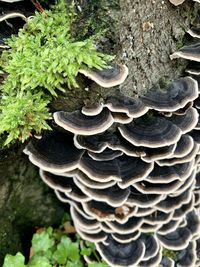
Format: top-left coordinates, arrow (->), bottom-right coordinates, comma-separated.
117,155 -> 154,188
186,61 -> 200,75
188,28 -> 200,39
166,107 -> 199,134
74,170 -> 116,189
157,142 -> 199,166
141,144 -> 176,163
145,161 -> 194,184
127,187 -> 164,207
105,216 -> 143,234
83,200 -> 136,223
170,43 -> 200,62
39,169 -> 74,192
111,231 -> 140,244
23,131 -> 84,173
157,218 -> 183,235
79,153 -> 120,182
161,256 -> 175,267
53,108 -> 114,135
173,196 -> 195,220
169,0 -> 185,5
97,236 -> 145,267
79,64 -> 129,88
141,77 -> 198,112
118,115 -> 182,148
140,234 -> 160,261
0,12 -> 26,22
176,241 -> 197,267
74,130 -> 146,157
81,102 -> 104,116
156,187 -> 192,213
134,178 -> 183,195
170,134 -> 194,159
76,181 -> 131,207
88,148 -> 123,161
104,93 -> 148,118
139,249 -> 162,267
157,227 -> 192,250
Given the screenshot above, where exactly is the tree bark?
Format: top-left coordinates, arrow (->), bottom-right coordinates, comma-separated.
0,0 -> 197,265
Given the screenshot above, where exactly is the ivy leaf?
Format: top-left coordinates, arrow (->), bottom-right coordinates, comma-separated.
28,255 -> 51,267
53,235 -> 80,264
32,230 -> 54,254
3,252 -> 26,267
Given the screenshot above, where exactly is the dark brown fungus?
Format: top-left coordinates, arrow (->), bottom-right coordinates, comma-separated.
186,210 -> 200,237
145,161 -> 194,184
39,170 -> 74,192
166,107 -> 199,134
157,219 -> 183,235
104,93 -> 149,118
134,179 -> 183,195
74,171 -> 116,189
141,77 -> 198,112
157,142 -> 199,166
157,227 -> 192,250
117,155 -> 154,188
88,148 -> 123,161
139,249 -> 162,267
111,231 -> 140,244
81,103 -> 104,116
127,188 -> 164,207
23,131 -> 84,173
176,241 -> 197,267
96,236 -> 145,267
79,154 -> 120,182
161,256 -> 175,267
139,234 -> 159,261
170,43 -> 200,62
53,108 -> 114,135
105,216 -> 143,234
173,197 -> 195,219
79,64 -> 128,88
156,187 -> 192,213
169,134 -> 194,159
141,144 -> 176,163
118,115 -> 182,148
188,28 -> 200,39
76,182 -> 130,207
186,61 -> 200,75
70,206 -> 100,230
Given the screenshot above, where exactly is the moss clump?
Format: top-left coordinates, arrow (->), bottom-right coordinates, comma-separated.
162,248 -> 177,260
0,0 -> 114,146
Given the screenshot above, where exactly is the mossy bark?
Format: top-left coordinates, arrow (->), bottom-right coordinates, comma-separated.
0,0 -> 197,265
0,147 -> 66,265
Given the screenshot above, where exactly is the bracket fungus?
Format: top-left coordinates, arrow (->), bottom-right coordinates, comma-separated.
23,2 -> 200,265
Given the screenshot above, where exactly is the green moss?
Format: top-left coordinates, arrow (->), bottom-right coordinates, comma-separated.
162,248 -> 177,260
0,0 -> 114,146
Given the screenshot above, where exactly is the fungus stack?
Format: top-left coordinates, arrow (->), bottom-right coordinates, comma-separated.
24,67 -> 200,266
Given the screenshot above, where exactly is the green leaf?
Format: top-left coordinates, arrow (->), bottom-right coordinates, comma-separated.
28,255 -> 51,267
53,235 -> 80,264
32,231 -> 54,254
3,252 -> 26,267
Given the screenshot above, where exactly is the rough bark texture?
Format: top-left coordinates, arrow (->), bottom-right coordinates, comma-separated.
119,0 -> 195,96
0,147 -> 66,265
0,0 -> 197,265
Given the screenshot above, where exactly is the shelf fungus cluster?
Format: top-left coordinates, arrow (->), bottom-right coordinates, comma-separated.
24,62 -> 200,266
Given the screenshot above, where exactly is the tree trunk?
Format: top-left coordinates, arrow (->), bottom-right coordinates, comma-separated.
0,0 -> 197,265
